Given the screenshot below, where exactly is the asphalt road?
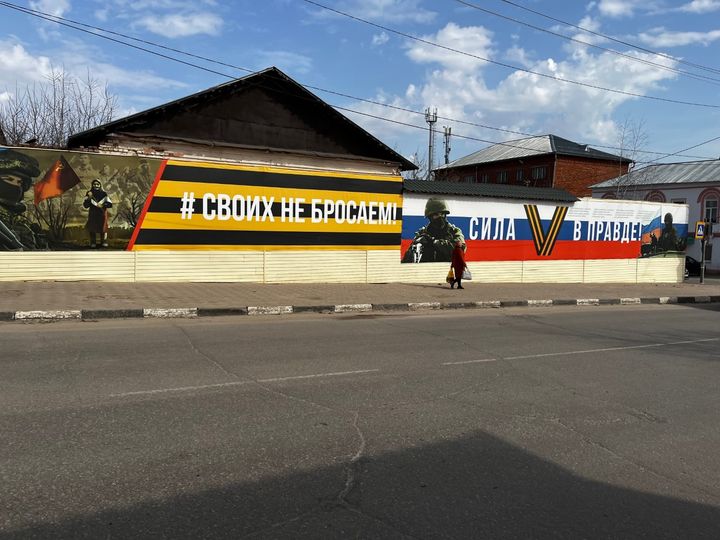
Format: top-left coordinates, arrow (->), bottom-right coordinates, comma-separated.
2,305 -> 720,539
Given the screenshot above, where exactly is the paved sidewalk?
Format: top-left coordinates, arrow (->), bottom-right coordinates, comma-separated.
1,277 -> 719,320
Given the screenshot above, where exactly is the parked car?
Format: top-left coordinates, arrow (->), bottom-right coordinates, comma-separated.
685,256 -> 702,278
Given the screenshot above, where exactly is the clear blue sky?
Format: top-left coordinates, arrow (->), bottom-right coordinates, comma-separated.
1,0 -> 719,169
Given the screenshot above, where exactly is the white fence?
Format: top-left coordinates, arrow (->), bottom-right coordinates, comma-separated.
0,251 -> 683,283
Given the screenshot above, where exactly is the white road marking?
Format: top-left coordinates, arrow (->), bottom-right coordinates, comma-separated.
442,337 -> 719,366
442,358 -> 497,366
258,369 -> 380,382
111,369 -> 380,397
112,380 -> 251,397
505,337 -> 719,360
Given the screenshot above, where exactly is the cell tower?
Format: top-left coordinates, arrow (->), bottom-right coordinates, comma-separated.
425,107 -> 437,179
443,126 -> 452,165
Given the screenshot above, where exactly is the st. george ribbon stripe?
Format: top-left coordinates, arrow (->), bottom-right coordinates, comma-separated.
134,229 -> 400,246
524,205 -> 544,255
147,197 -> 404,219
541,207 -> 568,256
160,165 -> 402,195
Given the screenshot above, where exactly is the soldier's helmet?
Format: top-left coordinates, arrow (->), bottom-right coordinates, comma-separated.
0,148 -> 40,205
424,198 -> 450,217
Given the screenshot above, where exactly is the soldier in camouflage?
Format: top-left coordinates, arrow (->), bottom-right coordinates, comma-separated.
0,148 -> 41,250
402,198 -> 465,263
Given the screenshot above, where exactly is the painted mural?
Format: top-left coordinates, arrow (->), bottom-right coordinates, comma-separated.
401,195 -> 688,263
129,160 -> 403,251
0,145 -> 687,261
0,147 -> 403,251
0,146 -> 160,250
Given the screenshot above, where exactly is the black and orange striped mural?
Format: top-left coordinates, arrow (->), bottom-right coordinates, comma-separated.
128,160 -> 403,251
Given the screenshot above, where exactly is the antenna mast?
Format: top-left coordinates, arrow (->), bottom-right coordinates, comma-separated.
425,107 -> 437,179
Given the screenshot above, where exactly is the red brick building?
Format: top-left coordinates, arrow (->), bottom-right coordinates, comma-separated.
433,134 -> 631,197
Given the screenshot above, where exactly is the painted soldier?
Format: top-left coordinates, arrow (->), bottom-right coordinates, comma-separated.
0,148 -> 40,250
658,212 -> 682,252
402,198 -> 465,263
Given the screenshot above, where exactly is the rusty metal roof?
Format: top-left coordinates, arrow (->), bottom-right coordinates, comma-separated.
592,159 -> 720,188
435,134 -> 629,170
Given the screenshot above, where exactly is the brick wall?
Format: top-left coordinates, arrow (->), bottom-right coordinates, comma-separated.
436,155 -> 555,188
436,154 -> 630,197
554,156 -> 629,197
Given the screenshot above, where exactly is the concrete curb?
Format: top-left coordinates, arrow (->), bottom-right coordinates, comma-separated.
3,296 -> 718,321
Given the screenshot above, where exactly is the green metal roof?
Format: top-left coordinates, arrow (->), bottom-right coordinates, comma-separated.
403,179 -> 578,203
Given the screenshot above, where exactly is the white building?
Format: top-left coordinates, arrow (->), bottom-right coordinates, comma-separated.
591,160 -> 719,272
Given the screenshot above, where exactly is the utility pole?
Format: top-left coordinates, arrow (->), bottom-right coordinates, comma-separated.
425,107 -> 437,179
443,126 -> 452,165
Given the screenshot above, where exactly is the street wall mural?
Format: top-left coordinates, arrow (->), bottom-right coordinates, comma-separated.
129,160 -> 403,251
0,147 -> 403,251
401,195 -> 688,263
0,146 -> 160,250
0,146 -> 687,261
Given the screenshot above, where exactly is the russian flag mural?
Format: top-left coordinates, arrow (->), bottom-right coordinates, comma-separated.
401,195 -> 688,263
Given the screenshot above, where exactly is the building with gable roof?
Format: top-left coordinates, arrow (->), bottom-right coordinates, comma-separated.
433,134 -> 631,197
592,159 -> 720,272
68,66 -> 416,175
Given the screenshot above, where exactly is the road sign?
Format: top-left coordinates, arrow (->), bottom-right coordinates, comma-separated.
695,221 -> 706,240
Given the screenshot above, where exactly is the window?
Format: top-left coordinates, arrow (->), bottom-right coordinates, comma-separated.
516,169 -> 524,183
463,175 -> 474,183
480,173 -> 489,183
671,198 -> 686,204
531,166 -> 546,180
644,190 -> 666,203
705,198 -> 718,223
497,171 -> 508,183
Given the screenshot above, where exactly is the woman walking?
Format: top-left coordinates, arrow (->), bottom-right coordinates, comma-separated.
450,240 -> 467,289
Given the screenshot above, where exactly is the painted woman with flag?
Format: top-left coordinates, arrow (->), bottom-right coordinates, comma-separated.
83,179 -> 113,248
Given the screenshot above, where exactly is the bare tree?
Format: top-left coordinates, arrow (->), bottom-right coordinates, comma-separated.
613,117 -> 648,199
116,191 -> 144,229
402,150 -> 428,181
0,67 -> 117,147
33,194 -> 75,242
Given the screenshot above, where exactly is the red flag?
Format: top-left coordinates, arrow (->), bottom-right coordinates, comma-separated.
33,156 -> 81,205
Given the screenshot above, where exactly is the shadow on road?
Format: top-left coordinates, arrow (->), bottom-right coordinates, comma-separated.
5,430 -> 719,539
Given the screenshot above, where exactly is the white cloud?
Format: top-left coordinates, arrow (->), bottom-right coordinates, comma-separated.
29,0 -> 71,18
597,0 -> 637,17
593,0 -> 666,18
405,23 -> 495,71
344,23 -> 681,157
77,62 -> 188,90
0,41 -> 54,88
254,51 -> 313,75
637,27 -> 720,47
372,32 -> 390,46
504,45 -> 534,68
678,0 -> 720,13
314,0 -> 436,24
136,12 -> 223,38
0,38 -> 187,112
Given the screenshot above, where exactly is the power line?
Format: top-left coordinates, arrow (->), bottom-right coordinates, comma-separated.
0,1 -> 236,79
452,0 -> 720,87
496,0 -> 720,77
640,133 -> 720,166
0,0 -> 714,163
302,0 -> 720,109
